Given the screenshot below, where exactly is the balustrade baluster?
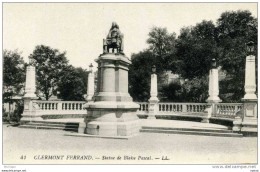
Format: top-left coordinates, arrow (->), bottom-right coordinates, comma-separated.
182,104 -> 186,113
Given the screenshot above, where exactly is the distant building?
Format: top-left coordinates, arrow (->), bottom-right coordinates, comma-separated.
165,71 -> 185,85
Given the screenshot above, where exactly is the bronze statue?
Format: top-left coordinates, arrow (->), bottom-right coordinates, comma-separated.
103,22 -> 124,54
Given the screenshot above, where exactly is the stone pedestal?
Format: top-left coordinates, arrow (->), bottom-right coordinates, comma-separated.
86,72 -> 94,102
20,98 -> 42,124
21,65 -> 41,124
148,73 -> 159,119
241,99 -> 257,135
83,53 -> 140,137
206,68 -> 221,103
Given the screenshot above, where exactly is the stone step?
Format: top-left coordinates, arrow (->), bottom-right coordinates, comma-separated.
25,122 -> 79,128
19,125 -> 78,132
140,129 -> 243,137
142,126 -> 233,133
25,120 -> 80,125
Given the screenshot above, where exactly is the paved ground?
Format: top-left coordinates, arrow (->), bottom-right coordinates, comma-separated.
3,123 -> 257,165
41,118 -> 229,130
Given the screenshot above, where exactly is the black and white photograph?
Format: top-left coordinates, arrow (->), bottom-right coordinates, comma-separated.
1,2 -> 258,171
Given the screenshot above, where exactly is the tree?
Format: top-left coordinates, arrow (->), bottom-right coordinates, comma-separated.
58,66 -> 89,101
175,20 -> 219,79
29,45 -> 69,100
3,50 -> 25,121
216,10 -> 257,102
129,50 -> 155,102
147,27 -> 177,72
3,50 -> 25,99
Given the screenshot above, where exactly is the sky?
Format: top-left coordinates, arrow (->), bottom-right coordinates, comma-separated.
3,3 -> 257,70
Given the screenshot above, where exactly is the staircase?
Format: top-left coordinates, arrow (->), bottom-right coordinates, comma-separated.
19,121 -> 79,132
140,126 -> 243,137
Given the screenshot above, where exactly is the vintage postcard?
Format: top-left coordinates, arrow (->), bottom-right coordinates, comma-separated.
2,2 -> 258,171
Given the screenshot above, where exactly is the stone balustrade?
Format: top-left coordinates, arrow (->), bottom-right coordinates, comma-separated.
31,100 -> 243,120
138,102 -> 149,112
158,103 -> 208,113
212,103 -> 243,119
36,100 -> 86,111
32,100 -> 87,119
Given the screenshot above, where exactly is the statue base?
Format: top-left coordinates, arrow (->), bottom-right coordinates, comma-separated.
83,101 -> 141,137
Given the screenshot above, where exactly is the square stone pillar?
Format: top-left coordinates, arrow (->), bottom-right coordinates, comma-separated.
241,55 -> 257,136
24,66 -> 37,98
21,65 -> 42,124
203,63 -> 221,123
86,72 -> 95,102
206,68 -> 221,103
148,73 -> 159,119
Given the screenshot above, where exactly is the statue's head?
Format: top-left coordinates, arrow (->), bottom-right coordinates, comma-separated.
111,22 -> 119,29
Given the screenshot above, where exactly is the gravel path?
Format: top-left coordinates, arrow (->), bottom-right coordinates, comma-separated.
3,124 -> 257,164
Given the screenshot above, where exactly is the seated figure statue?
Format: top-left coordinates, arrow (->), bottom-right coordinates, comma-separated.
103,22 -> 124,54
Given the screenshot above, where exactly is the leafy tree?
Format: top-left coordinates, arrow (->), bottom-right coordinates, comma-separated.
129,50 -> 155,102
58,66 -> 89,101
3,50 -> 25,121
3,50 -> 25,100
160,81 -> 182,102
147,27 -> 177,72
175,20 -> 218,79
216,10 -> 257,101
29,45 -> 69,100
129,27 -> 177,102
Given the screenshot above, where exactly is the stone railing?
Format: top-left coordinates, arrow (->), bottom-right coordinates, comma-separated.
138,102 -> 149,112
137,102 -> 149,116
157,102 -> 208,118
158,103 -> 208,113
137,102 -> 243,120
25,100 -> 243,120
33,100 -> 87,117
212,103 -> 243,119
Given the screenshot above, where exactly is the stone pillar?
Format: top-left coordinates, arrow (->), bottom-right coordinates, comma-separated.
86,72 -> 95,102
203,59 -> 221,123
241,55 -> 257,136
24,66 -> 37,98
21,65 -> 41,124
206,68 -> 221,103
148,73 -> 159,119
243,55 -> 257,100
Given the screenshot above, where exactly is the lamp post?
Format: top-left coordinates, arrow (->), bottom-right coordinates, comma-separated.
246,41 -> 254,55
152,65 -> 156,74
211,58 -> 217,69
89,63 -> 93,73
